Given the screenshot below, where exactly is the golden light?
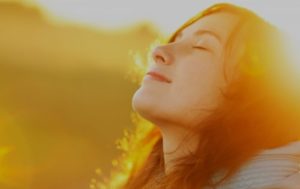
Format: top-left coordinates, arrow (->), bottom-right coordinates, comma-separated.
90,113 -> 159,189
1,1 -> 299,189
35,0 -> 300,68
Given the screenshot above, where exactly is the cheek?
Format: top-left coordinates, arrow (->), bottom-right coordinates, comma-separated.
171,59 -> 223,111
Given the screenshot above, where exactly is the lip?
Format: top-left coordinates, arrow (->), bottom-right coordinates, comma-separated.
146,71 -> 172,83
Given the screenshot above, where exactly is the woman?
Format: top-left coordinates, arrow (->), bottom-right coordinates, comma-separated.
102,3 -> 300,189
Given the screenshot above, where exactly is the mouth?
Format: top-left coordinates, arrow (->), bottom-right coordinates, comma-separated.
146,71 -> 172,83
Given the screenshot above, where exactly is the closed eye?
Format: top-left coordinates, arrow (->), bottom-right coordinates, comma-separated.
192,46 -> 209,51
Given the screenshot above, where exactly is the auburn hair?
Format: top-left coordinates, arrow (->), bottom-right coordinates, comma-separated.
122,3 -> 300,189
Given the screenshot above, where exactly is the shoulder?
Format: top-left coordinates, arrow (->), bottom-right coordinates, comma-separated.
246,140 -> 300,189
214,140 -> 300,189
260,140 -> 300,155
258,172 -> 300,189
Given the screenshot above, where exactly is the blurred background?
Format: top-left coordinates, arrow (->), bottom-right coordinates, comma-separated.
0,0 -> 299,189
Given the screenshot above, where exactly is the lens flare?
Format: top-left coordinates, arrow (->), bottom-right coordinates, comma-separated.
91,113 -> 158,189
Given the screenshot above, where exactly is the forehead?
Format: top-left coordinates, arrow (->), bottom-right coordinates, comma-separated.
175,12 -> 240,45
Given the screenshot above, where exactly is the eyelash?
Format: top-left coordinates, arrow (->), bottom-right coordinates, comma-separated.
192,46 -> 208,51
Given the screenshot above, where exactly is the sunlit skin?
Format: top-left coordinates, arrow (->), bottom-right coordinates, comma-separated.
130,9 -> 300,187
132,12 -> 242,175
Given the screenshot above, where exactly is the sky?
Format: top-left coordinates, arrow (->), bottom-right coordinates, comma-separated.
31,0 -> 300,61
34,0 -> 300,37
6,0 -> 299,61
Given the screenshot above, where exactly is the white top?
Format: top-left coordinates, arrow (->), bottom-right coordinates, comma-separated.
211,140 -> 300,189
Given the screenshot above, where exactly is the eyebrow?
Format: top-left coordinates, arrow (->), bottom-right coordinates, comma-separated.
175,29 -> 222,44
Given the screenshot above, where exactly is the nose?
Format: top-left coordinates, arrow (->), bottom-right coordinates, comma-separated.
151,45 -> 172,65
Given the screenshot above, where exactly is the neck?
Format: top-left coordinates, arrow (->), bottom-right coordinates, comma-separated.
158,124 -> 199,175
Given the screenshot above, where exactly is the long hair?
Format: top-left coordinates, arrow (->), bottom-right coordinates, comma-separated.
121,3 -> 300,189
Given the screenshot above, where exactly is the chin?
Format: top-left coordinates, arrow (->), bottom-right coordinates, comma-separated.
131,89 -> 162,122
132,89 -> 150,114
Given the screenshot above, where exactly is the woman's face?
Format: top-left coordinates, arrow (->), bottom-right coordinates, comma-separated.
132,12 -> 241,127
